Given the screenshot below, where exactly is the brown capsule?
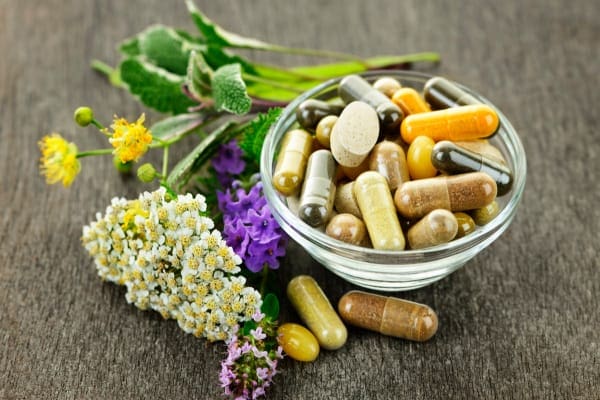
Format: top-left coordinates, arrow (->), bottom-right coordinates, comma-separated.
368,141 -> 410,192
326,213 -> 367,246
407,209 -> 458,249
454,212 -> 476,238
338,291 -> 438,342
334,181 -> 362,219
340,156 -> 370,181
394,172 -> 497,219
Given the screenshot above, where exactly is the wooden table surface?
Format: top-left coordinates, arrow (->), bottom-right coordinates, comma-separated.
1,0 -> 598,399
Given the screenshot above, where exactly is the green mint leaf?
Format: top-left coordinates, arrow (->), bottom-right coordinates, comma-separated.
239,108 -> 283,162
211,63 -> 251,115
241,320 -> 258,337
150,113 -> 206,142
138,25 -> 199,75
186,51 -> 213,101
166,121 -> 237,190
260,293 -> 279,321
119,58 -> 196,114
201,46 -> 256,74
119,37 -> 141,57
186,0 -> 276,51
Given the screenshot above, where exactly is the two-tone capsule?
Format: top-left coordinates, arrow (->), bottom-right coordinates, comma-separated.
394,172 -> 497,219
354,171 -> 405,250
339,74 -> 404,134
296,99 -> 344,131
287,275 -> 347,350
423,76 -> 480,109
400,104 -> 500,144
407,209 -> 458,249
272,129 -> 313,196
338,291 -> 438,342
368,141 -> 410,192
298,150 -> 337,227
431,141 -> 513,195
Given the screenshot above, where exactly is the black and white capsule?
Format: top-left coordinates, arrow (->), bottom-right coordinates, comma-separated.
431,141 -> 513,196
298,150 -> 337,227
296,99 -> 344,131
423,76 -> 480,109
338,75 -> 403,135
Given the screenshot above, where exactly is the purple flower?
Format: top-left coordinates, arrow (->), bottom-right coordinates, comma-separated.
224,218 -> 251,256
212,140 -> 245,175
246,208 -> 281,243
256,367 -> 269,381
250,327 -> 266,341
246,236 -> 287,272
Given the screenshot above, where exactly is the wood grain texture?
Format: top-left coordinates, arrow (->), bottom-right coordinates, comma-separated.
1,0 -> 598,398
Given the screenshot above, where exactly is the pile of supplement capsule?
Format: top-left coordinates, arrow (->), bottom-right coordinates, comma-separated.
272,75 -> 513,250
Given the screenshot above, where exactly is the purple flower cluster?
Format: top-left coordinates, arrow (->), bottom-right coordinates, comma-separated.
212,140 -> 246,187
218,182 -> 287,273
219,313 -> 283,399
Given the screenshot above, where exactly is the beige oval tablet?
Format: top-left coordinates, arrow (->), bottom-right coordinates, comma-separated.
330,101 -> 379,167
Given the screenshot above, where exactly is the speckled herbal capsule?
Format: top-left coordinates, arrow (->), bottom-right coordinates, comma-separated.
391,87 -> 431,116
296,99 -> 344,131
287,275 -> 347,350
373,76 -> 402,98
330,101 -> 379,167
400,104 -> 499,144
368,141 -> 410,192
454,212 -> 476,238
272,129 -> 313,196
326,213 -> 367,246
431,141 -> 513,196
394,172 -> 497,219
277,323 -> 320,362
338,74 -> 403,134
407,136 -> 438,180
334,181 -> 362,219
315,115 -> 338,149
471,200 -> 500,225
354,171 -> 405,250
298,150 -> 337,227
423,76 -> 480,109
407,209 -> 458,249
338,291 -> 438,342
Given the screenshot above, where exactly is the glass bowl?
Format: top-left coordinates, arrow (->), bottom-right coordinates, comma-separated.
260,70 -> 526,292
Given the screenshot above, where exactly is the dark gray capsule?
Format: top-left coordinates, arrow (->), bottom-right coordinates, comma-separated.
431,141 -> 513,196
296,99 -> 344,131
423,77 -> 480,110
338,75 -> 403,135
298,150 -> 337,227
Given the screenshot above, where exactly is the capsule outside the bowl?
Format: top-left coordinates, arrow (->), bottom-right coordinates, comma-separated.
298,150 -> 337,227
287,275 -> 347,350
394,172 -> 497,219
407,209 -> 458,249
272,129 -> 313,196
423,76 -> 480,109
354,171 -> 405,250
400,104 -> 499,144
339,74 -> 403,134
431,141 -> 513,195
338,291 -> 438,342
277,323 -> 320,362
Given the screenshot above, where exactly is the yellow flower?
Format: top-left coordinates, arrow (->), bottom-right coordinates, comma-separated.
107,114 -> 152,163
38,133 -> 81,187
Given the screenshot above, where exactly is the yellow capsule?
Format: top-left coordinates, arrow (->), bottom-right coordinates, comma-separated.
338,291 -> 438,342
277,323 -> 320,362
407,136 -> 437,180
315,115 -> 338,149
354,171 -> 405,250
400,104 -> 499,144
391,87 -> 431,116
272,129 -> 313,196
287,275 -> 347,350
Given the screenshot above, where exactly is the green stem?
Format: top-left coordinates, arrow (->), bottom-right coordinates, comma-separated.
242,73 -> 306,93
91,119 -> 106,131
161,146 -> 169,178
76,149 -> 113,158
91,59 -> 123,87
259,265 -> 269,296
254,44 -> 367,65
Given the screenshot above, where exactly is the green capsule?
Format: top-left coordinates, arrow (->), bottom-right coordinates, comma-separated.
471,200 -> 500,225
454,212 -> 476,238
296,99 -> 344,131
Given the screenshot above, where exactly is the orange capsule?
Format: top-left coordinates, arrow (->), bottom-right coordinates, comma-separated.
391,87 -> 431,116
400,104 -> 499,144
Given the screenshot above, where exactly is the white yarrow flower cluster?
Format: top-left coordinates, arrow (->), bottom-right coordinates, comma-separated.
82,188 -> 262,341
